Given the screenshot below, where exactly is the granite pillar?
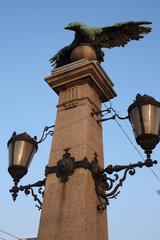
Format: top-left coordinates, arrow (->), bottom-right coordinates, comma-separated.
37,60 -> 117,240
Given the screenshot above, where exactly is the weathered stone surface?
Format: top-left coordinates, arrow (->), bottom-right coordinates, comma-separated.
38,60 -> 117,240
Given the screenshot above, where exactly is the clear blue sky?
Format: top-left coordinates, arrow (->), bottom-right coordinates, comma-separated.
0,0 -> 160,239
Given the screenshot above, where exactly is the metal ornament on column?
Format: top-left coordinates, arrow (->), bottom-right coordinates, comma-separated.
7,94 -> 160,211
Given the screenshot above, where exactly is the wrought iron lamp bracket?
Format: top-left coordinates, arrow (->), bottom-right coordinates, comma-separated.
9,148 -> 157,212
45,149 -> 157,213
37,124 -> 55,144
91,107 -> 129,123
8,95 -> 160,212
9,179 -> 45,210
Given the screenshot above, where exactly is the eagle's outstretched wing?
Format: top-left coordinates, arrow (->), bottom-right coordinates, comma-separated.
49,45 -> 72,67
96,21 -> 152,48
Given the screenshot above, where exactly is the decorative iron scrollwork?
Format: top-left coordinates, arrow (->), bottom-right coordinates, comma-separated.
92,158 -> 157,212
10,148 -> 157,212
45,150 -> 157,212
37,125 -> 55,144
9,179 -> 45,210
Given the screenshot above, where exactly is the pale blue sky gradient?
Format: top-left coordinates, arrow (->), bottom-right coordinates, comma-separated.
0,1 -> 160,239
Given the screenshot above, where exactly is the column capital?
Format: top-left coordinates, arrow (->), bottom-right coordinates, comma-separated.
45,59 -> 117,102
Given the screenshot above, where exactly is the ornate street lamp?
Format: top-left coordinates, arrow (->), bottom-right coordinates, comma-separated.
8,132 -> 38,186
128,94 -> 160,159
8,125 -> 54,204
7,94 -> 160,212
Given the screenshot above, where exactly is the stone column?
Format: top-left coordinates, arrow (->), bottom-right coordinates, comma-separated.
37,59 -> 117,240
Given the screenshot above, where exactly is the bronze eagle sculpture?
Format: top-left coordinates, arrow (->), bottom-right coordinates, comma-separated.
50,21 -> 152,68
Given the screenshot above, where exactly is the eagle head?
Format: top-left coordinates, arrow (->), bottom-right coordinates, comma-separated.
64,22 -> 84,31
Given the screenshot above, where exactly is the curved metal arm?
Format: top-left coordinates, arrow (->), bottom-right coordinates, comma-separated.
9,149 -> 157,212
98,114 -> 128,122
45,150 -> 157,213
37,125 -> 55,144
91,107 -> 129,123
93,158 -> 157,212
9,179 -> 45,210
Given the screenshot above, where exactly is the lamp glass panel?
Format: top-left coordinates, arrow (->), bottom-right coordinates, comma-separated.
8,140 -> 37,169
129,107 -> 142,138
142,104 -> 160,135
